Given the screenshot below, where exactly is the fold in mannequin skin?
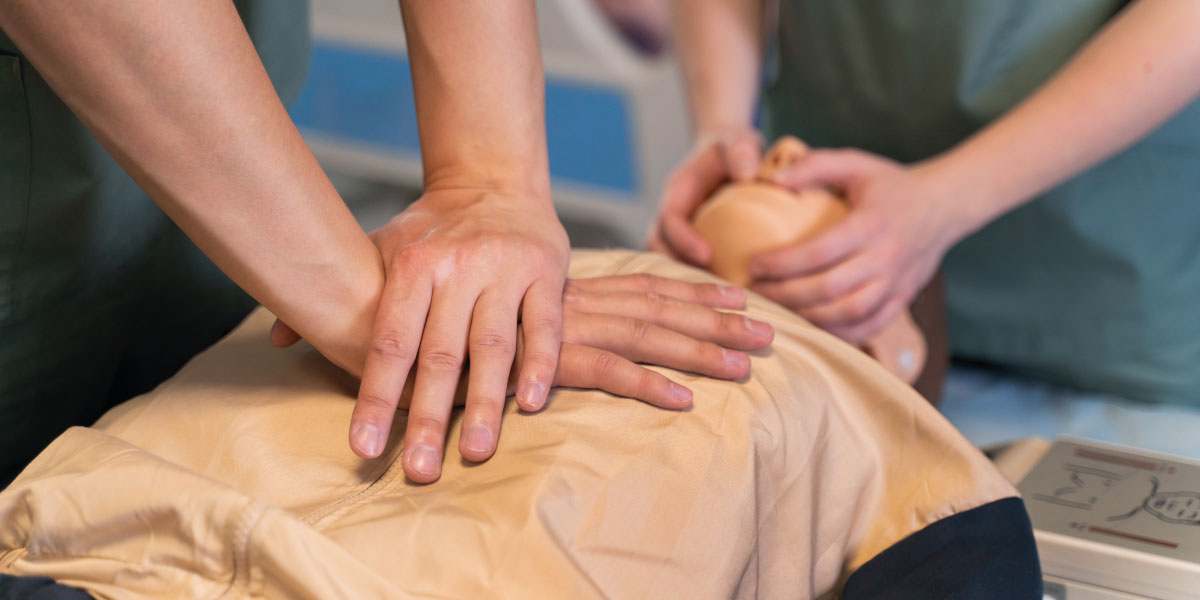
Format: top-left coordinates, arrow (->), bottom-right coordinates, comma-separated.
692,137 -> 927,385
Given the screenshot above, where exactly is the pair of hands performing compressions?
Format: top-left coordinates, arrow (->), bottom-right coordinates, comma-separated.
0,1 -> 772,484
12,0 -> 1198,483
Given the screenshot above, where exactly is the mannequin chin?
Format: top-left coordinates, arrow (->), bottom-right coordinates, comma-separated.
692,137 -> 931,389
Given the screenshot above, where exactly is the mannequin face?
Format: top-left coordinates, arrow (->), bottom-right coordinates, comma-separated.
691,184 -> 845,287
690,136 -> 928,386
691,135 -> 845,287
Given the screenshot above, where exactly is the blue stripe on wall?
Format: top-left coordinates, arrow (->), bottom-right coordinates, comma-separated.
290,42 -> 639,196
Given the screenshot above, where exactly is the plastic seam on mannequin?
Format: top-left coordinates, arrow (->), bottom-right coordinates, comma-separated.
297,449 -> 408,527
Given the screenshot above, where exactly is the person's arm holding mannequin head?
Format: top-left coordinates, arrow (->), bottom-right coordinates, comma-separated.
647,0 -> 765,266
692,138 -> 926,384
749,0 -> 1200,343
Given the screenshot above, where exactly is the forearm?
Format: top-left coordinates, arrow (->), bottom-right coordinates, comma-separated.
0,1 -> 383,371
399,1 -> 551,200
672,0 -> 763,139
927,0 -> 1200,235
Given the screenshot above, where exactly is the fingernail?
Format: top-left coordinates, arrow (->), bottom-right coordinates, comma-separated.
744,316 -> 772,337
521,381 -> 546,410
723,348 -> 750,369
719,285 -> 744,304
406,444 -> 439,477
669,382 -> 693,405
463,424 -> 493,454
351,423 -> 383,458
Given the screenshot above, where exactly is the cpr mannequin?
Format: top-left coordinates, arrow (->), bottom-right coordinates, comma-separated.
692,137 -> 947,399
0,251 -> 1028,599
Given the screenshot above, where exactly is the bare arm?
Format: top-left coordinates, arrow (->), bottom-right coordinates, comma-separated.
930,0 -> 1200,235
672,0 -> 763,139
400,1 -> 552,196
752,0 -> 1200,343
648,0 -> 764,264
0,1 -> 382,372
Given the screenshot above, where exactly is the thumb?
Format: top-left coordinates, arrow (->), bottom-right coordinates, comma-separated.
269,319 -> 303,347
719,130 -> 764,182
770,148 -> 886,193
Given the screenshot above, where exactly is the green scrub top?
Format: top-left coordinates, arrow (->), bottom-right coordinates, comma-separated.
763,1 -> 1200,405
0,1 -> 309,482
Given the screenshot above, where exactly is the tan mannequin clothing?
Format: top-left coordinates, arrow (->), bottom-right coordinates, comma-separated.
0,251 -> 1013,599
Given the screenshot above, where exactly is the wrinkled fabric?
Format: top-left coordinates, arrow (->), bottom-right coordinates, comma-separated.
0,251 -> 1016,599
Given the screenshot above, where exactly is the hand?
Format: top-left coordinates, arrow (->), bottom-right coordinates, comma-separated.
648,127 -> 763,266
273,273 -> 775,483
748,149 -> 972,345
356,188 -> 569,480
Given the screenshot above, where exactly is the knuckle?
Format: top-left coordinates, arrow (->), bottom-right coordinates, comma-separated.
718,311 -> 743,333
636,369 -> 660,395
632,273 -> 659,292
525,315 -> 563,336
562,281 -> 583,302
754,282 -> 782,303
756,256 -> 779,276
371,330 -> 415,362
848,294 -> 876,321
643,292 -> 667,316
470,331 -> 515,355
357,392 -> 397,413
816,276 -> 841,301
390,242 -> 430,268
419,349 -> 465,372
700,343 -> 726,369
590,351 -> 620,379
520,350 -> 558,374
698,283 -> 722,300
407,414 -> 446,434
808,245 -> 833,267
465,391 -> 505,412
627,317 -> 651,341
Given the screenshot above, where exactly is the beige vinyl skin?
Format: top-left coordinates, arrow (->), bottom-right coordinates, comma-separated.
0,251 -> 1015,599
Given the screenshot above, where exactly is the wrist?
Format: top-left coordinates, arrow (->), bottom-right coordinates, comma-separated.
283,255 -> 383,378
422,162 -> 552,206
693,122 -> 757,147
914,147 -> 1023,245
